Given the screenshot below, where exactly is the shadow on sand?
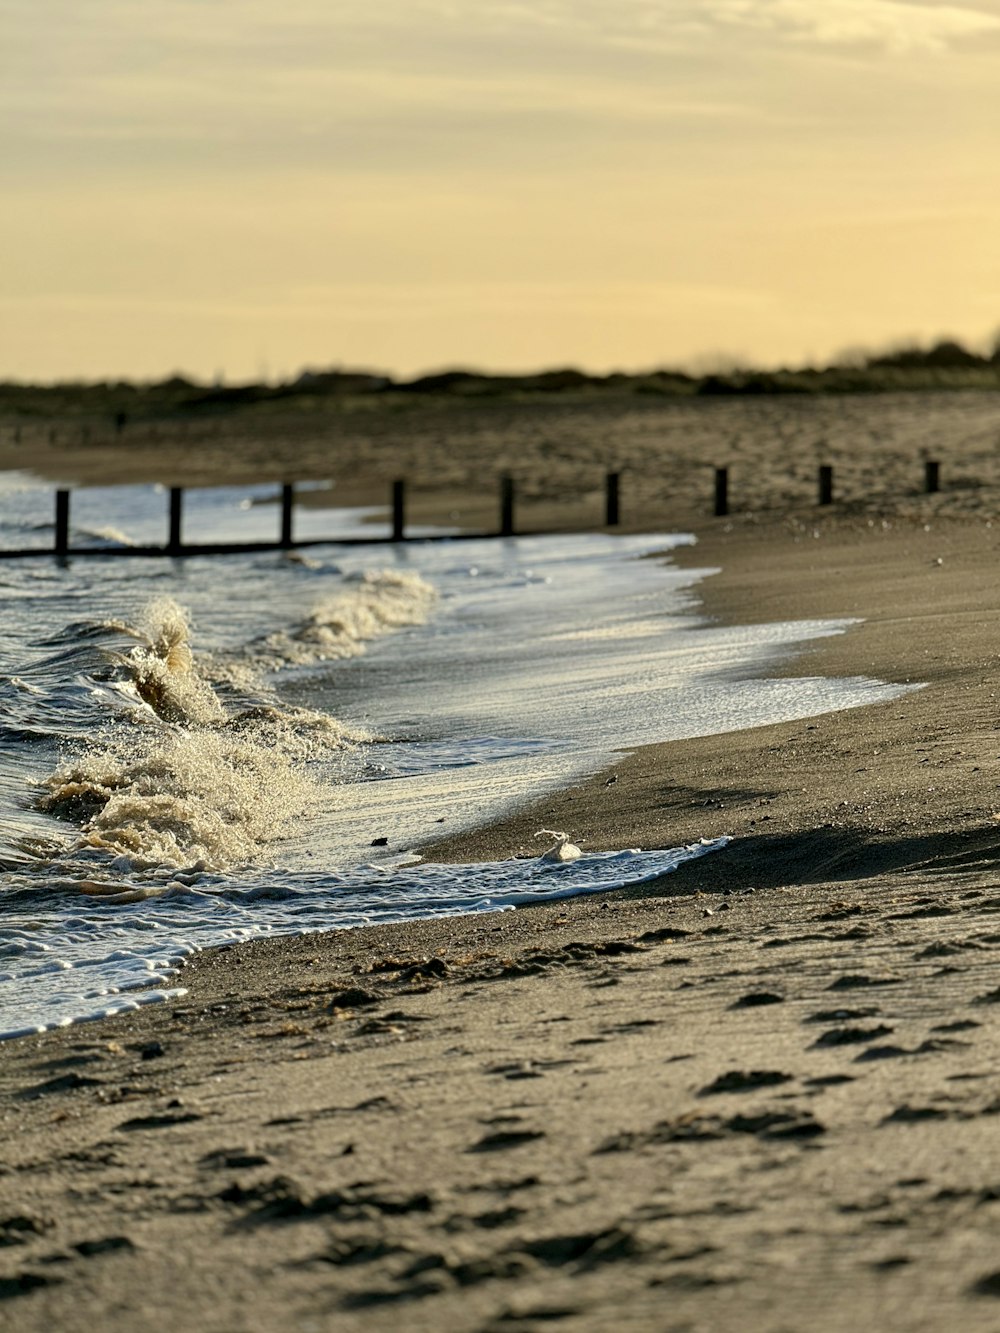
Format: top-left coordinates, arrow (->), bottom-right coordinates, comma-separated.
630,822 -> 1000,899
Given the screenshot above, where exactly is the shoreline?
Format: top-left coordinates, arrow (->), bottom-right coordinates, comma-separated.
425,512 -> 1000,872
5,511 -> 1000,1328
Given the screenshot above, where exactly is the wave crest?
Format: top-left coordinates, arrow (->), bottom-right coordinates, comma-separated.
42,727 -> 320,871
33,572 -> 435,875
256,569 -> 437,669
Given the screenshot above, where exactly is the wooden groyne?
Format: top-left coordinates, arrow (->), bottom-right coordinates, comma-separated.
0,460 -> 948,558
0,474 -> 626,559
709,459 -> 941,518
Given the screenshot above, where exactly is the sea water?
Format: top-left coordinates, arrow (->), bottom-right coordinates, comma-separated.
0,476 -> 917,1039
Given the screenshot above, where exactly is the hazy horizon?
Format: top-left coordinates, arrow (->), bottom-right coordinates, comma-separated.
7,331 -> 1000,391
4,1 -> 999,382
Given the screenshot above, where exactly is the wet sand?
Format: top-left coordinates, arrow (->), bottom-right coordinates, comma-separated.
6,411 -> 1000,1328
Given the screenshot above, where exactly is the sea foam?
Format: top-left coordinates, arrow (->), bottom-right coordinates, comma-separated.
33,574 -> 434,877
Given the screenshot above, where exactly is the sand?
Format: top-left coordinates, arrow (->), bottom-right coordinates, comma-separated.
6,400 -> 1000,1329
5,388 -> 1000,535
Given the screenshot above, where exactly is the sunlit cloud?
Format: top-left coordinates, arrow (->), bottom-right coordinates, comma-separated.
5,0 -> 997,159
2,0 -> 999,377
708,0 -> 1000,53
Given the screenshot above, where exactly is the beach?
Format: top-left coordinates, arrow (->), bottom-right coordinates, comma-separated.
4,388 -> 1000,536
5,403 -> 1000,1329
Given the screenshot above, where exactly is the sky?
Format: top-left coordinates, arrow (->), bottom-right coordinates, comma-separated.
3,0 -> 1000,381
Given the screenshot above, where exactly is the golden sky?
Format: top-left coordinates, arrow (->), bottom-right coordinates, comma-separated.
4,0 -> 1000,380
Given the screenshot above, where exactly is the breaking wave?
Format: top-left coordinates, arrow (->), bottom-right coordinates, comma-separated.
25,571 -> 437,877
39,726 -> 323,873
248,569 -> 437,670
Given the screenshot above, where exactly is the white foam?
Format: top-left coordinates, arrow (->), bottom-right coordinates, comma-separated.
0,838 -> 727,1040
252,569 -> 437,669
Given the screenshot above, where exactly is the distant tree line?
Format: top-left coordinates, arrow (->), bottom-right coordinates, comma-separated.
2,333 -> 1000,416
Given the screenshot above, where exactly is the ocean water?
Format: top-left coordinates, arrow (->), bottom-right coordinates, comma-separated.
0,476 -> 917,1039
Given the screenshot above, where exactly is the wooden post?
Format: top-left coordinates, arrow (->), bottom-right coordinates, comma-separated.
168,487 -> 183,555
605,472 -> 620,526
391,479 -> 405,542
818,464 -> 833,506
925,459 -> 940,494
714,467 -> 728,517
500,475 -> 515,536
280,483 -> 294,547
54,490 -> 70,556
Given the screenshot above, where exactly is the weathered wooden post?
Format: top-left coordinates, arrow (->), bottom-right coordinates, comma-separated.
605,472 -> 620,526
280,483 -> 294,548
392,479 -> 405,542
714,467 -> 729,517
54,490 -> 70,556
818,464 -> 833,505
925,459 -> 940,494
500,475 -> 515,537
168,487 -> 183,555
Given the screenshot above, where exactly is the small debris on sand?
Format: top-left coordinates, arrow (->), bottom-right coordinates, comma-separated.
535,830 -> 582,861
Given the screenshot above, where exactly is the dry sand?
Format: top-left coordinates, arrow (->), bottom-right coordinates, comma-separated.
4,388 -> 1000,534
6,399 -> 1000,1329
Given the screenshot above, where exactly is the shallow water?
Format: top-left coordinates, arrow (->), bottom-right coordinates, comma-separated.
0,477 -> 918,1038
